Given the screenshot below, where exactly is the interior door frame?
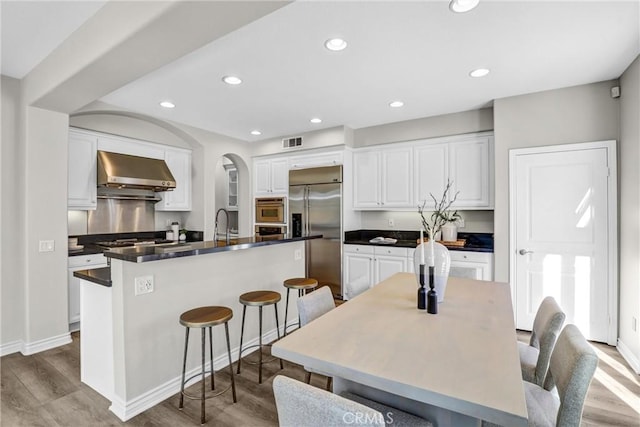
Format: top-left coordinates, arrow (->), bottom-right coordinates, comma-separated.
509,140 -> 618,345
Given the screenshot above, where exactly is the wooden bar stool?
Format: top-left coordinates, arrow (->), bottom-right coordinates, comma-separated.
178,306 -> 237,424
236,290 -> 284,384
282,277 -> 318,336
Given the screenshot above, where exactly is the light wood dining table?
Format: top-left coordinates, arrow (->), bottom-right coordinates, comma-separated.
272,273 -> 528,427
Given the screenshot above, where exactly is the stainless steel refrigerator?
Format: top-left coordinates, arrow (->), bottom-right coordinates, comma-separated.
289,165 -> 342,299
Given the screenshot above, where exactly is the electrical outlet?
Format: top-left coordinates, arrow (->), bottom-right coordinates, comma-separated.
388,218 -> 395,227
135,276 -> 154,295
294,249 -> 302,260
39,240 -> 55,252
633,317 -> 637,332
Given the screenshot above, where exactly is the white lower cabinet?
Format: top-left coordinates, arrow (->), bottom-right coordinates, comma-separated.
344,244 -> 494,299
68,254 -> 107,329
449,251 -> 494,281
343,245 -> 410,299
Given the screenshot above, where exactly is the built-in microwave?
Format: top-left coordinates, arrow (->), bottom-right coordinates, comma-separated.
255,197 -> 286,223
255,225 -> 287,241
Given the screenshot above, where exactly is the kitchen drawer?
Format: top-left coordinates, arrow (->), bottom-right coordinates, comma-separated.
374,246 -> 409,257
449,251 -> 492,263
68,253 -> 107,268
344,244 -> 375,255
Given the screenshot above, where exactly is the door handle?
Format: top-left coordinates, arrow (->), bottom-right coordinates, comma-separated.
518,249 -> 534,255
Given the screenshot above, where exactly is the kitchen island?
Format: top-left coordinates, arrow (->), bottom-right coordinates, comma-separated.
75,234 -> 320,421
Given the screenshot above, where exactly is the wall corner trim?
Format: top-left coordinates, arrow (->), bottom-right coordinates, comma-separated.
617,338 -> 640,375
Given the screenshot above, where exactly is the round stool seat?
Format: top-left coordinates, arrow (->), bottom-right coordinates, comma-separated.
283,277 -> 318,290
239,290 -> 281,307
179,306 -> 233,328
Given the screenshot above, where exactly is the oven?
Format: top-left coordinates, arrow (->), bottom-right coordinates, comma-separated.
255,225 -> 287,241
255,197 -> 286,223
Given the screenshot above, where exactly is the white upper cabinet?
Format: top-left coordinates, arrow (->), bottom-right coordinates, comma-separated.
449,137 -> 492,208
353,132 -> 493,211
414,142 -> 448,207
68,129 -> 98,210
156,147 -> 192,211
289,150 -> 343,169
353,147 -> 413,209
353,151 -> 380,208
254,158 -> 289,195
68,128 -> 193,211
381,148 -> 413,208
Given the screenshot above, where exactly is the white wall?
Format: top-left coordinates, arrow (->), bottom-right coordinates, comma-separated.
353,108 -> 493,147
493,80 -> 620,285
618,55 -> 640,371
23,106 -> 71,349
1,76 -> 25,351
358,210 -> 494,233
251,126 -> 350,157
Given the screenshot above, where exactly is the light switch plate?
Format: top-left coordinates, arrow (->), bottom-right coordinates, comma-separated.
39,240 -> 55,252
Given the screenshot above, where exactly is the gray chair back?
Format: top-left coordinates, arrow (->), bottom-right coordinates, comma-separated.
297,286 -> 335,326
273,375 -> 385,426
530,296 -> 566,387
546,324 -> 598,426
346,276 -> 371,300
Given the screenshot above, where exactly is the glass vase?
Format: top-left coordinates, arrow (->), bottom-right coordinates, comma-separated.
414,241 -> 450,303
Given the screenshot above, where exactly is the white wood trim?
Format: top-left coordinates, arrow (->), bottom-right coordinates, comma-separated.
22,332 -> 72,356
0,340 -> 22,357
617,338 -> 640,375
509,140 -> 618,345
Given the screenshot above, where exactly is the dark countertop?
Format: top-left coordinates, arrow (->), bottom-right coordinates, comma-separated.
344,230 -> 494,253
73,267 -> 111,287
104,234 -> 322,263
68,230 -> 204,257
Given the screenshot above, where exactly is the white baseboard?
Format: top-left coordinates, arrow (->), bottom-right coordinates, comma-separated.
0,340 -> 22,357
617,338 -> 640,375
22,332 -> 72,355
109,322 -> 293,422
1,331 -> 74,357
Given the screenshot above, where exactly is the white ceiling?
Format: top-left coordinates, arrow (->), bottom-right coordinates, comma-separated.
2,1 -> 639,142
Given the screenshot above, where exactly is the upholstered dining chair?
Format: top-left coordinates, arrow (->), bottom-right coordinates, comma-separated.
345,276 -> 371,300
273,375 -> 433,427
519,296 -> 565,387
525,324 -> 598,426
483,324 -> 597,427
297,286 -> 336,390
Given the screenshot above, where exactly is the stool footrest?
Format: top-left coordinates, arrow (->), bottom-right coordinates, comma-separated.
181,384 -> 234,401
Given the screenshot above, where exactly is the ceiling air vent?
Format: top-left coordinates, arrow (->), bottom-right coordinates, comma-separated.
282,136 -> 303,149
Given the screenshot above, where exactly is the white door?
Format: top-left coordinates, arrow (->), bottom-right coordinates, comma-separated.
510,141 -> 617,344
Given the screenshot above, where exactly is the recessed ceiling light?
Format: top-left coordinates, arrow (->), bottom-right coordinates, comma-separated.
159,101 -> 175,108
250,130 -> 262,136
469,68 -> 490,78
389,101 -> 404,108
222,75 -> 242,85
324,38 -> 347,51
310,118 -> 322,124
449,0 -> 480,13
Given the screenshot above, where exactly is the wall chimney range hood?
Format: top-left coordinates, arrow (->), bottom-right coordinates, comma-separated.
97,150 -> 176,192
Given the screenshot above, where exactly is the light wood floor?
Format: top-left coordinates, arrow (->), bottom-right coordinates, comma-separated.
1,331 -> 638,426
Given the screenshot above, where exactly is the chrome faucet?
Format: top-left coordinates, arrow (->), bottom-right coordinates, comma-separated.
214,208 -> 230,244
